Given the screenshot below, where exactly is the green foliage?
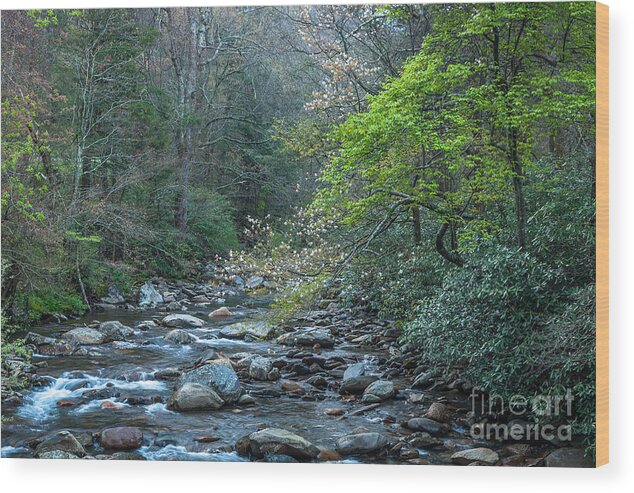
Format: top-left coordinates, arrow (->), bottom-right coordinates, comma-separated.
188,191 -> 240,255
338,227 -> 445,320
403,244 -> 595,440
14,289 -> 87,323
269,274 -> 329,326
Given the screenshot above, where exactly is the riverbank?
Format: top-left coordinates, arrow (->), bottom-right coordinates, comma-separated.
0,267 -> 593,467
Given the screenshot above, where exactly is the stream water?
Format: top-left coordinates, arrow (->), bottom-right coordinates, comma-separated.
1,294 -> 477,464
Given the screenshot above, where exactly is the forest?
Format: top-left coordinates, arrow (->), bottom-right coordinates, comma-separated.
1,3 -> 597,465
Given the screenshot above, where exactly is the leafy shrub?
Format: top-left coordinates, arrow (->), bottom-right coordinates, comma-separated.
13,289 -> 87,323
403,245 -> 595,442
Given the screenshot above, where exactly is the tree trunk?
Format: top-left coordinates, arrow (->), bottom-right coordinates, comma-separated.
509,129 -> 527,249
435,222 -> 464,267
411,206 -> 422,245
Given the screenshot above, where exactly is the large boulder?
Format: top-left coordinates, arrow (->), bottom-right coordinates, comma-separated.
165,329 -> 194,345
98,321 -> 134,341
343,363 -> 366,380
339,375 -> 378,395
100,427 -> 143,450
335,432 -> 390,455
248,356 -> 273,381
162,314 -> 205,328
362,380 -> 395,402
277,328 -> 334,348
138,281 -> 163,307
167,383 -> 224,411
220,321 -> 272,340
237,428 -> 319,461
545,448 -> 594,468
35,431 -> 86,458
62,327 -> 106,345
25,332 -> 58,346
451,447 -> 499,465
101,285 -> 125,304
176,361 -> 242,403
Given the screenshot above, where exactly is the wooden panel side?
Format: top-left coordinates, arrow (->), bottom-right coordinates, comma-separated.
595,0 -> 609,468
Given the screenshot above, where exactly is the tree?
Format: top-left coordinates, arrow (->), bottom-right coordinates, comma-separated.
314,2 -> 595,266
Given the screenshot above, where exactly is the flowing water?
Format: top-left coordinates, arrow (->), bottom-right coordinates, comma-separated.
1,295 -> 475,464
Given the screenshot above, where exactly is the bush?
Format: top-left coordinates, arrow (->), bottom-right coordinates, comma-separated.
13,289 -> 87,324
338,225 -> 445,320
403,245 -> 595,444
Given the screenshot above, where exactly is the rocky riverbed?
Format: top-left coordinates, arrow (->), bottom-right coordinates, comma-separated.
0,274 -> 593,467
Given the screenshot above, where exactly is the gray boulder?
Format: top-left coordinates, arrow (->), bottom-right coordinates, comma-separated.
405,417 -> 445,434
35,431 -> 86,458
167,383 -> 224,411
98,321 -> 134,341
101,285 -> 125,304
220,321 -> 272,340
62,327 -> 106,345
335,432 -> 389,455
162,314 -> 205,328
25,332 -> 57,346
339,375 -> 378,395
277,328 -> 334,348
165,329 -> 194,345
343,363 -> 366,380
237,428 -> 319,461
249,356 -> 273,381
451,447 -> 499,465
138,281 -> 163,307
176,360 -> 241,403
362,380 -> 395,402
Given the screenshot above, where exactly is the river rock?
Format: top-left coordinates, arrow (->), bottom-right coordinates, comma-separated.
62,327 -> 106,345
138,281 -> 163,307
237,428 -> 319,461
245,276 -> 264,289
451,447 -> 499,465
362,380 -> 395,402
25,332 -> 57,347
101,285 -> 125,304
318,449 -> 343,462
277,328 -> 334,348
98,321 -> 134,341
405,417 -> 445,434
343,363 -> 366,380
544,448 -> 594,468
425,402 -> 450,423
220,321 -> 272,340
339,375 -> 378,395
176,361 -> 242,403
280,379 -> 313,394
100,427 -> 143,450
167,383 -> 225,411
35,431 -> 86,458
209,307 -> 233,318
249,356 -> 273,381
162,314 -> 205,328
412,370 -> 437,389
335,432 -> 390,455
38,450 -> 81,460
165,329 -> 194,344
